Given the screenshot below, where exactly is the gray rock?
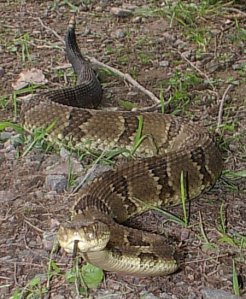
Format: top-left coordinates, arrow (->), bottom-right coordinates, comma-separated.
100,0 -> 109,6
4,148 -> 17,160
0,132 -> 12,142
110,7 -> 133,17
187,293 -> 197,299
159,60 -> 170,67
201,288 -> 240,299
42,231 -> 57,251
45,174 -> 67,193
173,38 -> 186,49
95,6 -> 103,12
232,63 -> 245,70
50,295 -> 66,299
4,142 -> 15,152
0,66 -> 4,78
140,291 -> 159,299
132,16 -> 142,23
46,159 -> 83,176
45,191 -> 59,200
159,293 -> 175,299
0,190 -> 16,202
95,290 -> 125,299
114,29 -> 125,39
59,147 -> 70,159
162,32 -> 176,43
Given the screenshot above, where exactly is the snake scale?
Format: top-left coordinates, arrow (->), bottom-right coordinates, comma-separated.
21,17 -> 223,276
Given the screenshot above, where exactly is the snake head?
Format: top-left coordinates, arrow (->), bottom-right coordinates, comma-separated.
57,214 -> 110,254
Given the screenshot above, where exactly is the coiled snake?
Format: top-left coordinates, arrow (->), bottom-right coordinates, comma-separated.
21,17 -> 222,276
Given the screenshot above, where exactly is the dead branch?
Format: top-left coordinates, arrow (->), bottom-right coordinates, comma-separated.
216,84 -> 233,133
177,50 -> 215,90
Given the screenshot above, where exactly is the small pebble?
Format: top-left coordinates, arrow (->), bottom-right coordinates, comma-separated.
132,16 -> 142,23
159,60 -> 170,67
114,29 -> 125,39
45,174 -> 67,193
0,132 -> 12,142
201,288 -> 240,299
173,38 -> 186,49
42,231 -> 57,251
110,7 -> 133,17
0,66 -> 5,78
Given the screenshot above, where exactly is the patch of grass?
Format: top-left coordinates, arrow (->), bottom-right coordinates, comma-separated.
50,0 -> 79,12
11,276 -> 48,299
137,52 -> 153,65
198,211 -> 218,251
216,203 -> 246,248
232,259 -> 240,296
135,0 -> 228,26
180,171 -> 188,227
164,70 -> 202,112
0,95 -> 9,110
117,54 -> 130,65
0,121 -> 24,134
129,66 -> 139,79
22,123 -> 56,157
54,68 -> 77,85
67,156 -> 78,188
130,115 -> 157,156
224,169 -> 246,179
118,99 -> 138,110
11,85 -> 41,118
186,27 -> 210,52
8,33 -> 31,62
230,17 -> 246,44
65,259 -> 104,296
11,244 -> 103,298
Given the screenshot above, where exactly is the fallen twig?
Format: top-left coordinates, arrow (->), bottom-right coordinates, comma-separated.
36,17 -> 161,106
88,57 -> 161,105
222,7 -> 246,18
216,84 -> 233,133
37,17 -> 64,43
177,50 -> 215,90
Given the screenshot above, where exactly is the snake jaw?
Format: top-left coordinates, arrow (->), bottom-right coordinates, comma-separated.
57,221 -> 111,254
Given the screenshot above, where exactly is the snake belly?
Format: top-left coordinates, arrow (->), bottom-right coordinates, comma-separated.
21,16 -> 223,276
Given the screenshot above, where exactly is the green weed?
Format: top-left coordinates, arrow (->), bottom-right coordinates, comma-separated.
131,115 -> 150,156
8,33 -> 31,62
67,156 -> 78,188
180,171 -> 188,227
22,122 -> 56,157
216,203 -> 246,248
137,52 -> 153,65
0,95 -> 9,110
65,259 -> 104,296
232,259 -> 240,296
198,211 -> 218,251
50,0 -> 79,12
164,70 -> 201,111
11,277 -> 48,299
12,85 -> 41,118
118,99 -> 138,110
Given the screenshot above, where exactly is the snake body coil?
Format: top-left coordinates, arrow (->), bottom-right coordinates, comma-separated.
21,17 -> 222,276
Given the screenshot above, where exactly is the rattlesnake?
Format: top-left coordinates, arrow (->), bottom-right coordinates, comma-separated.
21,17 -> 222,276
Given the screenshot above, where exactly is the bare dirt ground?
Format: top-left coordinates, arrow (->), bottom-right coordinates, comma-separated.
0,1 -> 245,298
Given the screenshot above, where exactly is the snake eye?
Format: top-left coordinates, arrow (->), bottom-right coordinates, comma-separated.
87,232 -> 95,240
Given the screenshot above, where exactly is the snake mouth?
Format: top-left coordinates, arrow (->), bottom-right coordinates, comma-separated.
57,221 -> 111,254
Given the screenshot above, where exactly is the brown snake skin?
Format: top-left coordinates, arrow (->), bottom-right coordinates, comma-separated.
21,17 -> 223,276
